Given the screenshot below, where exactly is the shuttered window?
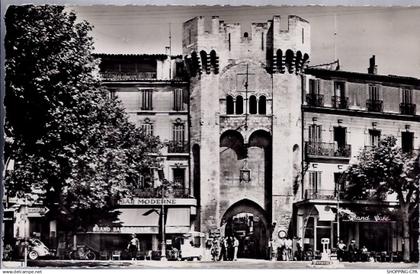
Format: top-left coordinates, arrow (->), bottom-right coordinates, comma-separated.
309,171 -> 321,193
173,89 -> 185,111
141,89 -> 153,110
173,123 -> 185,143
308,124 -> 322,143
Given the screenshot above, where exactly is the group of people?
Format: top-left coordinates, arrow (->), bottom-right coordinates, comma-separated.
210,236 -> 240,261
337,239 -> 371,262
276,238 -> 295,261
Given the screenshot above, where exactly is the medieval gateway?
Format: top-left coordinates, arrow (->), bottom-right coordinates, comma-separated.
5,15 -> 419,261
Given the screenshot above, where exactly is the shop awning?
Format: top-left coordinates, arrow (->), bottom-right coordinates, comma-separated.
116,208 -> 160,227
314,205 -> 336,221
166,208 -> 190,234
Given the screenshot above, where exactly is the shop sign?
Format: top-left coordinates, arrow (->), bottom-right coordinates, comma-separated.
344,215 -> 391,222
92,225 -> 158,234
119,198 -> 177,206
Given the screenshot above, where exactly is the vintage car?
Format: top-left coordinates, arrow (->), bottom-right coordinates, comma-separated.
16,238 -> 54,260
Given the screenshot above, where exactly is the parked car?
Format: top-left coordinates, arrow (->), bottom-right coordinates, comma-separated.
16,238 -> 55,260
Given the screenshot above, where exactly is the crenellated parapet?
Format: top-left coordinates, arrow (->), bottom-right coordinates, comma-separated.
183,15 -> 310,77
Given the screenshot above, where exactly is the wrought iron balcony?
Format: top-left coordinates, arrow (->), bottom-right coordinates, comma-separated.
133,187 -> 191,198
100,71 -> 157,81
305,142 -> 351,159
366,99 -> 383,112
304,189 -> 338,200
400,103 -> 416,115
167,141 -> 188,154
306,93 -> 324,107
331,96 -> 349,109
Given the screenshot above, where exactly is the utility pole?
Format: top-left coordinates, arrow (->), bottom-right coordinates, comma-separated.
169,23 -> 172,80
244,64 -> 249,130
160,184 -> 167,261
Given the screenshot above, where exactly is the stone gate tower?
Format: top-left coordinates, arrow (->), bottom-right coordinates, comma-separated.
183,15 -> 310,251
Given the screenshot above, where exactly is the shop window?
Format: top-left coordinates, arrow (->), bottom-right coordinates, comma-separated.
173,89 -> 185,111
249,95 -> 257,114
369,129 -> 381,147
258,96 -> 266,114
236,96 -> 244,114
141,89 -> 153,110
308,124 -> 322,143
226,95 -> 234,114
401,131 -> 414,153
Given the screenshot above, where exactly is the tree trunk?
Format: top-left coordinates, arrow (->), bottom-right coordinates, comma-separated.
401,206 -> 411,262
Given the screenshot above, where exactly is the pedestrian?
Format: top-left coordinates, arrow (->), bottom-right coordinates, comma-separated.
295,237 -> 303,261
278,237 -> 285,261
285,238 -> 293,261
127,233 -> 140,261
227,236 -> 234,261
219,237 -> 226,261
233,236 -> 239,261
348,240 -> 357,263
337,240 -> 346,262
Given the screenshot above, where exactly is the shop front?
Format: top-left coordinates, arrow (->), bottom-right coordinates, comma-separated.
74,197 -> 197,259
295,202 -> 401,255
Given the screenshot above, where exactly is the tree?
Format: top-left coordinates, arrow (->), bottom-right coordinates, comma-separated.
5,5 -> 162,232
344,136 -> 419,262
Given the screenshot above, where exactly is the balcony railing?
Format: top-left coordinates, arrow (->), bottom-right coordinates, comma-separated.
400,103 -> 416,115
366,99 -> 383,112
100,71 -> 157,81
306,93 -> 324,107
167,141 -> 188,154
133,187 -> 191,198
304,189 -> 339,200
306,142 -> 351,158
331,96 -> 349,109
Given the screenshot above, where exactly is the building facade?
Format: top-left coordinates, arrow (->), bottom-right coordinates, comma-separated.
86,53 -> 198,254
296,57 -> 420,258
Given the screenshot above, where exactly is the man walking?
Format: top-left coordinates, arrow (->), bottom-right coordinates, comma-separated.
127,233 -> 140,261
233,236 -> 239,261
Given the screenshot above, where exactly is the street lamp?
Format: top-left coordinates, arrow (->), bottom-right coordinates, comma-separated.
143,168 -> 167,261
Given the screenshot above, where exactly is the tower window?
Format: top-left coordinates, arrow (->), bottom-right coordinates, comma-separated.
228,33 -> 231,51
244,32 -> 249,38
302,28 -> 304,44
258,96 -> 266,115
261,33 -> 264,50
249,95 -> 257,114
236,96 -> 244,114
226,95 -> 234,115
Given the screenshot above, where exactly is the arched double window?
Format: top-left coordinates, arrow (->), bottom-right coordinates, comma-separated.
226,95 -> 234,114
236,96 -> 244,114
258,96 -> 266,114
249,95 -> 257,114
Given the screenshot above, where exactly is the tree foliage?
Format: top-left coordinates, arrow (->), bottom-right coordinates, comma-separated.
344,135 -> 419,261
344,136 -> 419,211
5,5 -> 162,230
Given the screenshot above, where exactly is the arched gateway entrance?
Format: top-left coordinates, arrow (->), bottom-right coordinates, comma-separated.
221,199 -> 269,259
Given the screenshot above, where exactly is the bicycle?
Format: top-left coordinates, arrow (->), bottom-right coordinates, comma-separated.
69,245 -> 96,260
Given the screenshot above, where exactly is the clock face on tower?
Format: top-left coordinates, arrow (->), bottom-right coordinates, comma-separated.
278,230 -> 287,239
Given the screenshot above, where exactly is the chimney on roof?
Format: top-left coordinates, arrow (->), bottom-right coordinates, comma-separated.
368,55 -> 377,74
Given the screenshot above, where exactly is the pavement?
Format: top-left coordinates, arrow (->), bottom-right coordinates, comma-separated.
2,259 -> 419,269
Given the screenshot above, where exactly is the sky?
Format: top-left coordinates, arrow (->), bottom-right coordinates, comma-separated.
68,5 -> 420,78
